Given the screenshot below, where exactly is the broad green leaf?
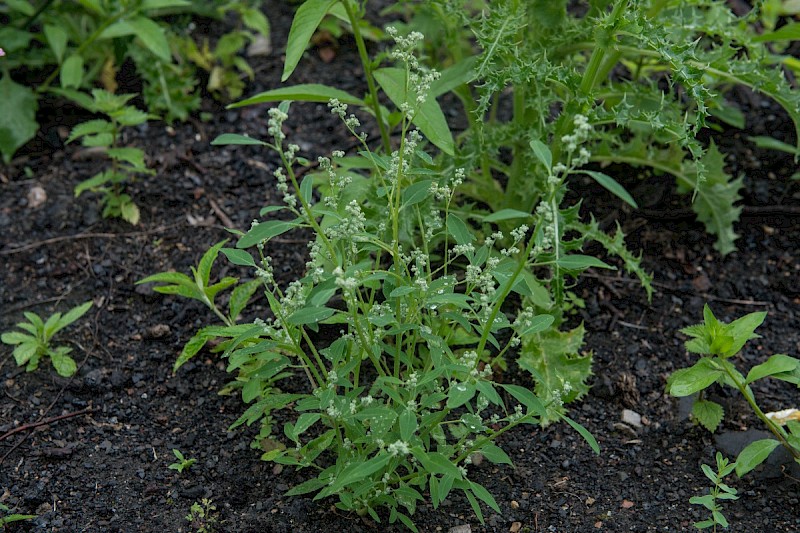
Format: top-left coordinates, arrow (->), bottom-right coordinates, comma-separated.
430,56 -> 478,97
721,310 -> 766,358
482,209 -> 532,223
286,306 -> 336,325
446,214 -> 474,245
221,248 -> 256,267
667,358 -> 723,397
12,342 -> 39,366
746,354 -> 800,385
580,170 -> 638,208
519,314 -> 554,337
529,139 -> 552,169
373,68 -> 454,155
44,25 -> 69,63
211,133 -> 266,146
556,255 -> 615,271
67,120 -> 114,144
401,179 -> 433,207
50,347 -> 77,377
1,331 -> 33,345
282,0 -> 340,81
128,17 -> 172,62
735,439 -> 780,477
399,409 -> 417,441
0,75 -> 38,164
446,382 -> 476,409
411,449 -> 462,479
479,444 -> 513,465
692,399 -> 724,432
230,84 -> 363,108
6,0 -> 35,15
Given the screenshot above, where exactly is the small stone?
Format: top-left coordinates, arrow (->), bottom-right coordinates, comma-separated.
510,500 -> 520,509
246,35 -> 272,57
510,522 -> 522,533
27,186 -> 47,208
449,526 -> 471,533
622,409 -> 642,428
144,324 -> 171,339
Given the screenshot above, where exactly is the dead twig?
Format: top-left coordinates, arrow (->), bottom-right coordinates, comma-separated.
0,223 -> 182,255
0,408 -> 94,443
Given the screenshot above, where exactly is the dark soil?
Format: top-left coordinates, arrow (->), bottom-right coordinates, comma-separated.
2,3 -> 800,532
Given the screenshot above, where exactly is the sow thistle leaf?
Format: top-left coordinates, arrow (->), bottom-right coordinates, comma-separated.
692,399 -> 724,433
518,324 -> 591,423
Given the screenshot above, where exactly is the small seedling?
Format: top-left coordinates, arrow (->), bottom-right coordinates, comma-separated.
0,501 -> 36,527
690,452 -> 738,531
1,301 -> 92,377
185,498 -> 217,533
668,304 -> 800,477
168,449 -> 197,474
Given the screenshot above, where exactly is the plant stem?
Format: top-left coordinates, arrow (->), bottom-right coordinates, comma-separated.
342,0 -> 390,153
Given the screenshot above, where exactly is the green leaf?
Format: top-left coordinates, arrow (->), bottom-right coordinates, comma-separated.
44,24 -> 69,63
446,214 -> 474,245
211,133 -> 267,146
399,409 -> 417,442
229,279 -> 260,320
1,331 -> 34,345
173,328 -> 214,370
53,301 -> 92,335
556,255 -> 615,271
286,476 -> 329,496
746,354 -> 800,385
286,306 -> 336,325
67,120 -> 114,144
128,17 -> 171,62
720,310 -> 766,358
753,22 -> 800,43
60,54 -> 84,89
50,347 -> 77,377
517,324 -> 589,423
230,84 -> 363,108
326,452 -> 392,492
0,75 -> 38,164
401,179 -> 433,207
220,248 -> 256,267
107,147 -> 147,169
580,170 -> 638,209
469,481 -> 501,513
735,439 -> 780,477
446,382 -> 476,409
12,341 -> 39,366
479,444 -> 513,465
519,314 -> 554,337
482,209 -> 532,223
667,358 -> 723,396
529,139 -> 552,169
282,0 -> 340,82
500,383 -> 547,418
411,449 -> 463,479
560,414 -> 600,454
748,136 -> 799,156
141,0 -> 191,8
373,67 -> 454,155
238,219 -> 300,248
241,7 -> 271,37
692,399 -> 724,432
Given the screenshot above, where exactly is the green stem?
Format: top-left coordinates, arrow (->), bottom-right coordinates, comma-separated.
342,0 -> 390,153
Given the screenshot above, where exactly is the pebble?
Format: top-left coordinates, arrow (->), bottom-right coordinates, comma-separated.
622,409 -> 642,428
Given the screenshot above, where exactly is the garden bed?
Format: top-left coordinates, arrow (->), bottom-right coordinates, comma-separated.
2,2 -> 800,531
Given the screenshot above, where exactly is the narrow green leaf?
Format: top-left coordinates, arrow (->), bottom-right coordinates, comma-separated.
53,301 -> 92,335
482,209 -> 532,223
128,17 -> 171,61
399,409 -> 417,442
556,255 -> 615,271
60,55 -> 84,89
560,414 -> 600,454
411,449 -> 462,478
479,444 -> 513,465
401,179 -> 433,207
446,382 -> 476,409
748,136 -> 799,156
529,139 -> 552,169
229,279 -> 260,320
753,22 -> 800,43
44,24 -> 69,63
580,170 -> 638,208
282,0 -> 339,81
211,133 -> 266,146
446,214 -> 474,245
286,306 -> 335,325
196,240 -> 228,288
519,314 -> 554,337
0,75 -> 38,163
237,219 -> 300,248
230,84 -> 363,108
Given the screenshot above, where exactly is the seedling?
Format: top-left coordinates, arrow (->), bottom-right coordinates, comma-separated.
185,498 -> 217,533
168,449 -> 197,474
1,301 -> 92,377
668,305 -> 800,477
690,452 -> 738,531
0,502 -> 35,528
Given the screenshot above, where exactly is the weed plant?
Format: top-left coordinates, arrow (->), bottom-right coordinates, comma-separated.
1,301 -> 91,377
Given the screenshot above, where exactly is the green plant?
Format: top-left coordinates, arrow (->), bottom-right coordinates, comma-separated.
61,88 -> 155,224
168,449 -> 197,474
0,0 -> 269,161
667,305 -> 800,477
1,301 -> 92,377
690,452 -> 738,531
185,498 -> 217,533
0,502 -> 35,528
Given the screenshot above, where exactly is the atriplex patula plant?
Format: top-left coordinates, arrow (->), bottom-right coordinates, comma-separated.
60,89 -> 156,225
691,452 -> 738,531
143,31 -> 603,527
668,305 -> 800,477
1,301 -> 92,378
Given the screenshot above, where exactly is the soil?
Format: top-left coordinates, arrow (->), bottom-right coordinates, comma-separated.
2,3 -> 800,532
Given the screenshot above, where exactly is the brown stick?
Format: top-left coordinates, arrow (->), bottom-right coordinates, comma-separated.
0,408 -> 94,442
0,223 -> 181,255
